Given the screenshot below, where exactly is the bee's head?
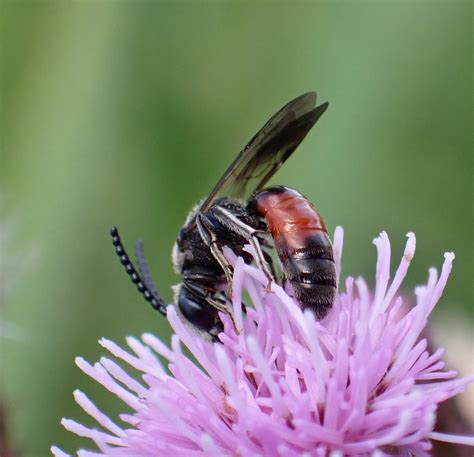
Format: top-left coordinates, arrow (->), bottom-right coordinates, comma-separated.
172,284 -> 222,342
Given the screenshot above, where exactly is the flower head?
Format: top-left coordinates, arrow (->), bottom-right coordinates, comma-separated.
52,228 -> 473,456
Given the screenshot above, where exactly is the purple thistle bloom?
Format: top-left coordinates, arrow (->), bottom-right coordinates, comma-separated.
52,228 -> 473,456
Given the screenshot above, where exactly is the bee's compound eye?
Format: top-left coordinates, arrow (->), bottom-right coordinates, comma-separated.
176,228 -> 186,250
178,293 -> 216,331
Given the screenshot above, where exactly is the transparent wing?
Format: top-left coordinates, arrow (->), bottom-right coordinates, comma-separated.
197,92 -> 328,216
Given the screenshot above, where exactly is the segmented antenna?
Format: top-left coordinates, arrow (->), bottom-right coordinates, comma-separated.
110,226 -> 167,316
135,239 -> 160,298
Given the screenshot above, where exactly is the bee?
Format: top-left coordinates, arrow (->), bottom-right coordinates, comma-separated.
111,92 -> 335,339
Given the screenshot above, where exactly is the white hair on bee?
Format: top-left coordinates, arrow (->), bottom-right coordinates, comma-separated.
171,201 -> 203,274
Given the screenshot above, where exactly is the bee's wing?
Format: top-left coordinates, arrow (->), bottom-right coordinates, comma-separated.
197,92 -> 328,215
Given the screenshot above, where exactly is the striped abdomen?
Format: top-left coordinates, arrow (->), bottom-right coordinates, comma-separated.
248,186 -> 336,318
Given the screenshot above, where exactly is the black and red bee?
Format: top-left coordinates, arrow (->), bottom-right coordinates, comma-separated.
111,92 -> 336,339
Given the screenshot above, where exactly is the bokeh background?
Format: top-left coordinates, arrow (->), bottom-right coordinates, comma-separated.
1,1 -> 472,456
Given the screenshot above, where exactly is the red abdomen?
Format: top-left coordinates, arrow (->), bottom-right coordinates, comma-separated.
248,186 -> 336,318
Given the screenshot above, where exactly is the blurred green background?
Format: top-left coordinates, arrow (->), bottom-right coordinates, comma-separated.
1,1 -> 472,456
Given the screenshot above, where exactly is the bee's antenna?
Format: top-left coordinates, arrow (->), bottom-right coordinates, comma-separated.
135,239 -> 160,298
110,226 -> 167,316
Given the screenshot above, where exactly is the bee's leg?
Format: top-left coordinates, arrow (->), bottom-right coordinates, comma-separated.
250,235 -> 276,292
207,297 -> 241,335
184,280 -> 230,314
214,289 -> 248,315
196,213 -> 235,299
262,248 -> 278,284
185,279 -> 239,333
212,207 -> 276,292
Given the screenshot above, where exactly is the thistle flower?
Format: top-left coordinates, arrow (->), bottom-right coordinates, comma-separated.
52,228 -> 473,456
